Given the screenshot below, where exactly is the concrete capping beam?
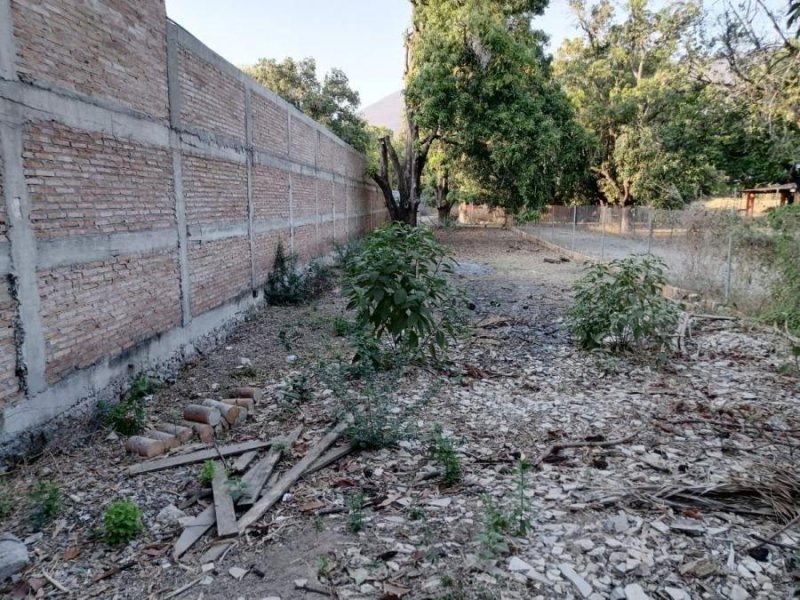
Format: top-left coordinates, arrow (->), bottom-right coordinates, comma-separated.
0,80 -> 170,147
0,0 -> 16,81
187,221 -> 249,243
0,99 -> 46,394
36,229 -> 179,270
252,217 -> 291,235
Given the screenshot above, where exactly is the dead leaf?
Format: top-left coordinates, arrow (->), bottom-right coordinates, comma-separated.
299,500 -> 325,512
63,545 -> 80,560
382,581 -> 411,599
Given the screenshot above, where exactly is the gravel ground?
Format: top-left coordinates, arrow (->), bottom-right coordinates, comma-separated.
1,228 -> 798,600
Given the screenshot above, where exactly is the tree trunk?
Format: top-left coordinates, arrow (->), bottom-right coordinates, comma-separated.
370,113 -> 434,227
435,170 -> 452,225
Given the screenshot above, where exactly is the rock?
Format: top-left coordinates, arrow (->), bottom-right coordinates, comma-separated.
664,587 -> 690,600
624,583 -> 653,600
508,556 -> 535,574
670,518 -> 705,536
728,584 -> 750,600
574,538 -> 595,552
559,563 -> 593,598
229,566 -> 247,580
156,504 -> 187,525
286,355 -> 298,364
679,557 -> 717,578
0,534 -> 29,581
605,513 -> 630,534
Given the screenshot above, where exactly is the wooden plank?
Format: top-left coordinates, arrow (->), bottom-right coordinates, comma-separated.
238,426 -> 302,507
211,463 -> 238,538
231,450 -> 258,473
127,439 -> 274,475
303,444 -> 354,478
238,418 -> 350,532
173,505 -> 215,560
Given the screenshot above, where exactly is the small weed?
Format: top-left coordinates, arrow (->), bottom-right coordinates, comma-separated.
200,460 -> 215,486
278,329 -> 291,352
103,499 -> 143,545
440,574 -> 455,588
317,555 -> 333,578
128,375 -> 155,401
313,514 -> 325,532
225,477 -> 250,502
511,459 -> 531,536
98,398 -> 145,436
408,504 -> 424,521
478,495 -> 510,559
29,482 -> 61,530
274,441 -> 291,455
347,490 -> 365,533
332,316 -> 355,337
0,481 -> 11,519
278,373 -> 313,413
232,365 -> 260,380
428,424 -> 461,486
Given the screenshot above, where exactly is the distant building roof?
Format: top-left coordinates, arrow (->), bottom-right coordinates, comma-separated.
742,183 -> 797,193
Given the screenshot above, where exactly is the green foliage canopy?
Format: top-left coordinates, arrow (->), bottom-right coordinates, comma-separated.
244,57 -> 370,152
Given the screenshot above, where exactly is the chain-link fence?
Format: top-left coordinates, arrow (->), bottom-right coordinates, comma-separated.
522,204 -> 776,313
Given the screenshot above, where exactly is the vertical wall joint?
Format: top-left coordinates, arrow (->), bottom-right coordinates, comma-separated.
244,89 -> 256,288
166,22 -> 192,325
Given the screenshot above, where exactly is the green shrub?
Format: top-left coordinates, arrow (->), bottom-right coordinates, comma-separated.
568,255 -> 679,352
265,240 -> 331,305
343,223 -> 462,364
98,375 -> 153,435
29,481 -> 61,529
103,499 -> 143,544
764,205 -> 800,334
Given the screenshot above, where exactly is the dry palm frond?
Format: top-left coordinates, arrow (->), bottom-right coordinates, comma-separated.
625,464 -> 800,522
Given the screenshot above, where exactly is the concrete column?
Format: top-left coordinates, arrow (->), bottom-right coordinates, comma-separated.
244,89 -> 256,288
0,0 -> 16,81
166,22 -> 192,325
0,100 -> 47,395
287,111 -> 294,252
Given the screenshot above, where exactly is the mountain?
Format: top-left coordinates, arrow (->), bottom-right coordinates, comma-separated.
361,89 -> 405,133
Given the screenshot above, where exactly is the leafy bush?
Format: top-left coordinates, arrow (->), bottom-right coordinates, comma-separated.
764,205 -> 800,334
568,255 -> 679,352
343,223 -> 462,364
29,481 -> 61,529
265,240 -> 332,305
103,499 -> 143,544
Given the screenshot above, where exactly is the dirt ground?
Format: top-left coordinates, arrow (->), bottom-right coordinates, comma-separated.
1,228 -> 799,600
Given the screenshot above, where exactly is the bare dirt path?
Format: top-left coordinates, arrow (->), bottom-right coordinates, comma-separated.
1,228 -> 798,600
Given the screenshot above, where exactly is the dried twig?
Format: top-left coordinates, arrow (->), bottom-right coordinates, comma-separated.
41,569 -> 70,593
163,577 -> 203,599
532,430 -> 641,468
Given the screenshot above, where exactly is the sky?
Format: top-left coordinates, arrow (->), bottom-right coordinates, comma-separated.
165,0 -> 579,108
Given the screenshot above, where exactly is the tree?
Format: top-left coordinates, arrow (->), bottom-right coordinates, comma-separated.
555,0 -> 721,207
244,57 -> 370,152
370,0 -> 590,224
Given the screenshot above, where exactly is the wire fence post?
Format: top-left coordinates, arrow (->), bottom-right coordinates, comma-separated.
647,208 -> 654,254
600,205 -> 606,260
724,210 -> 734,304
571,205 -> 577,251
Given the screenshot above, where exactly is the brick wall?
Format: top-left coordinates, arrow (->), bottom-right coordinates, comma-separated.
10,0 -> 169,118
0,0 -> 386,446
